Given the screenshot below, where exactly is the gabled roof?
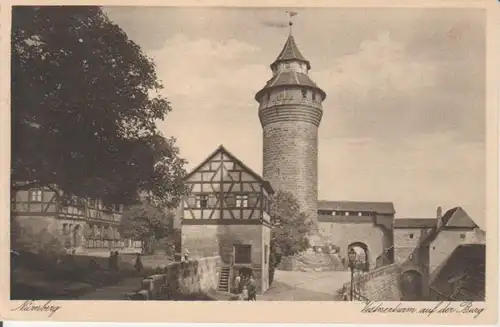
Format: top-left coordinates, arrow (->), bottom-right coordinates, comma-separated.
441,207 -> 478,229
317,200 -> 395,215
394,218 -> 436,229
184,145 -> 274,195
418,207 -> 479,247
271,34 -> 310,70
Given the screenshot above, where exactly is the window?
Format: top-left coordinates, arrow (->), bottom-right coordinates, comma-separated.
88,198 -> 96,207
197,195 -> 208,208
344,211 -> 349,216
409,233 -> 414,239
460,233 -> 466,240
208,194 -> 218,208
248,194 -> 258,207
30,188 -> 43,202
314,92 -> 321,103
358,212 -> 363,217
264,245 -> 268,264
234,244 -> 252,264
301,88 -> 307,99
285,63 -> 290,69
187,196 -> 196,207
114,204 -> 120,212
236,194 -> 248,208
332,211 -> 337,215
63,224 -> 68,235
225,194 -> 236,207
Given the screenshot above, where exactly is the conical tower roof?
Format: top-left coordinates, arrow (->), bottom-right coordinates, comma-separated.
271,34 -> 311,70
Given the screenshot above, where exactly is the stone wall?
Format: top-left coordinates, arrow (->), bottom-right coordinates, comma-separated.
342,264 -> 402,301
182,224 -> 270,293
394,228 -> 431,264
127,256 -> 221,300
317,220 -> 392,270
429,229 -> 477,279
262,119 -> 319,226
182,224 -> 265,265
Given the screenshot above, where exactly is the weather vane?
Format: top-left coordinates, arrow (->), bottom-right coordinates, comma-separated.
286,10 -> 298,33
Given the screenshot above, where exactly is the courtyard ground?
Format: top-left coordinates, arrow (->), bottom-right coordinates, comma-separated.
259,270 -> 351,301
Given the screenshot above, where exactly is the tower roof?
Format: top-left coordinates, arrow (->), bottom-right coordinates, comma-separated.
271,34 -> 311,70
254,71 -> 326,101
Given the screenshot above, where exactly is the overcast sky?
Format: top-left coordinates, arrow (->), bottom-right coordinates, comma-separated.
104,7 -> 486,229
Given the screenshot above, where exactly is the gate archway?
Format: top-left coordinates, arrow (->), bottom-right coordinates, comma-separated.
347,242 -> 370,271
401,270 -> 423,301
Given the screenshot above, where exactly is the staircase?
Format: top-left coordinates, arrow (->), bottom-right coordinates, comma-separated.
218,265 -> 230,292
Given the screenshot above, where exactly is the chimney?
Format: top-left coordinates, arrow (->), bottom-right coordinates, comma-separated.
436,206 -> 443,228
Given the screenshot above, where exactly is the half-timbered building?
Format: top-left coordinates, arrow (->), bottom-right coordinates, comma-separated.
11,185 -> 141,254
180,145 -> 274,294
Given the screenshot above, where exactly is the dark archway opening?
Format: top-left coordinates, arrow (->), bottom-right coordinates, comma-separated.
401,270 -> 423,301
73,225 -> 81,248
347,242 -> 370,272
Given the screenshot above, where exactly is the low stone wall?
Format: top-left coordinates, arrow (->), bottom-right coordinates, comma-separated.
341,264 -> 402,301
125,256 -> 221,300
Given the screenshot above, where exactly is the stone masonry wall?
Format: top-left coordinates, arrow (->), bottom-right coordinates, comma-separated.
182,224 -> 271,293
135,256 -> 221,300
343,264 -> 402,301
181,224 -> 264,264
262,119 -> 319,225
394,228 -> 430,264
318,221 -> 391,270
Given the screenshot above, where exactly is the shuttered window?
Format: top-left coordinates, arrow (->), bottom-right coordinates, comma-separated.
234,244 -> 252,264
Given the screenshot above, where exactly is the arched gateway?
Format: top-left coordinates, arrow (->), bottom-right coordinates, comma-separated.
347,242 -> 370,271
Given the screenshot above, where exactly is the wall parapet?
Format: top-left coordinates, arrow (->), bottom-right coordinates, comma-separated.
124,256 -> 221,300
341,263 -> 402,301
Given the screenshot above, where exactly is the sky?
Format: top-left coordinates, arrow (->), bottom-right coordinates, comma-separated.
104,7 -> 486,229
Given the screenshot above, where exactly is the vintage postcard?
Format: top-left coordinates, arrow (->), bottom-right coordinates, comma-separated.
0,0 -> 498,324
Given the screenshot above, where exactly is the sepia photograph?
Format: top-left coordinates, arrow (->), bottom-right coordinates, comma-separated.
4,2 -> 496,321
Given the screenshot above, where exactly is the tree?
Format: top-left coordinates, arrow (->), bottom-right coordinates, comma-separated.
11,6 -> 186,208
11,218 -> 66,255
117,202 -> 174,254
268,191 -> 313,284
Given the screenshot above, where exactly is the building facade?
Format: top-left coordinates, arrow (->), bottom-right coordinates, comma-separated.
316,200 -> 395,270
255,27 -> 326,235
11,185 -> 141,254
180,145 -> 274,294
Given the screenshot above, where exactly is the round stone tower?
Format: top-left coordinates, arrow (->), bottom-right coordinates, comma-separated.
255,24 -> 326,230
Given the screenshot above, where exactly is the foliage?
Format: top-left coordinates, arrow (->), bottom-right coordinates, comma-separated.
269,191 -> 312,257
11,218 -> 66,256
11,6 -> 187,208
268,191 -> 313,285
117,202 -> 174,254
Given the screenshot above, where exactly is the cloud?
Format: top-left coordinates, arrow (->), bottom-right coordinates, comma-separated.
318,32 -> 438,97
318,132 -> 485,228
149,34 -> 268,170
260,19 -> 289,29
313,31 -> 483,143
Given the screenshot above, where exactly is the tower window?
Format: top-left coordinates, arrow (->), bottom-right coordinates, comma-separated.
460,233 -> 466,240
409,233 -> 414,239
301,88 -> 307,99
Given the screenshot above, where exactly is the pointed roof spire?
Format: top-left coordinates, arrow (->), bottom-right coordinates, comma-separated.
271,11 -> 311,70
